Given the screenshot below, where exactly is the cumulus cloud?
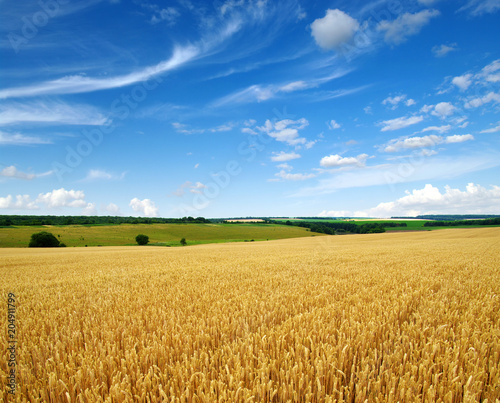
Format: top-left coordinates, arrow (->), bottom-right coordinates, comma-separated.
431,102 -> 456,118
311,9 -> 359,50
452,74 -> 473,91
432,43 -> 458,57
377,9 -> 440,45
379,115 -> 424,131
36,188 -> 87,208
327,120 -> 341,130
271,151 -> 301,162
1,166 -> 35,180
258,118 -> 309,146
362,183 -> 500,217
382,94 -> 414,109
103,203 -> 121,214
464,92 -> 500,108
320,154 -> 369,168
317,210 -> 351,217
383,134 -> 474,152
129,197 -> 159,217
0,194 -> 38,210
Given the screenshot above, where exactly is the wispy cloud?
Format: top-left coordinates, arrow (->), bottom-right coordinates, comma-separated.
0,100 -> 109,126
82,169 -> 126,181
382,134 -> 474,152
0,46 -> 199,99
379,115 -> 424,131
0,130 -> 51,145
0,165 -> 53,180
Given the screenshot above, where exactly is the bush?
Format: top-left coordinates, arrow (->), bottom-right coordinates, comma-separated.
180,237 -> 187,246
135,234 -> 149,245
29,232 -> 60,247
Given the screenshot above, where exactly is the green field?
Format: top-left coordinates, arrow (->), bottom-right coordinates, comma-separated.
0,223 -> 322,248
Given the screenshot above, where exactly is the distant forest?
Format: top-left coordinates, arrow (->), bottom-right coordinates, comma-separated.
0,215 -> 211,226
423,218 -> 500,227
273,220 -> 408,235
393,215 -> 500,220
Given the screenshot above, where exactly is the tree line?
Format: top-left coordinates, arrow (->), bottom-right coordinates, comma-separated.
277,220 -> 389,234
424,218 -> 500,227
0,215 -> 210,226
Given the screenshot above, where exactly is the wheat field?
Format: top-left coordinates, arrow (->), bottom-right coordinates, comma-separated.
1,228 -> 499,402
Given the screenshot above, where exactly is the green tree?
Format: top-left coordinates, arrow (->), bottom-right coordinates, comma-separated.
135,234 -> 149,245
29,232 -> 60,247
180,237 -> 187,246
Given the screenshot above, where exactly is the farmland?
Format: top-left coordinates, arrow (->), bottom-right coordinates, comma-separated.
0,223 -> 319,248
1,228 -> 499,401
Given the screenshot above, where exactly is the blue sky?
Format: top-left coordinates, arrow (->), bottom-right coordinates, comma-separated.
1,0 -> 500,218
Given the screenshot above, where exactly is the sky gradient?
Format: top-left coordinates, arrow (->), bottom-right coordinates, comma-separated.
1,0 -> 500,218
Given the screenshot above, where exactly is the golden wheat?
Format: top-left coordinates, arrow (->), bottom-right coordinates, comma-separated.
1,228 -> 499,402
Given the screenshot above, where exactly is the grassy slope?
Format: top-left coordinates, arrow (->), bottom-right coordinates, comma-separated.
0,223 -> 322,248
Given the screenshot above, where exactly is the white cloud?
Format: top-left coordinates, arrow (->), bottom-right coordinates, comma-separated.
445,134 -> 474,143
317,210 -> 351,217
382,94 -> 408,109
383,133 -> 473,152
379,115 -> 424,131
384,135 -> 442,152
293,154 -> 500,197
150,7 -> 180,25
432,44 -> 458,57
279,81 -> 311,92
363,183 -> 500,217
418,0 -> 440,4
103,203 -> 121,214
327,120 -> 341,130
83,169 -> 125,181
480,59 -> 500,83
459,0 -> 500,16
377,9 -> 440,45
420,125 -> 451,134
1,166 -> 35,180
129,197 -> 159,217
0,130 -> 51,145
277,163 -> 293,170
452,74 -> 473,91
0,46 -> 199,99
271,151 -> 301,162
0,101 -> 109,126
36,188 -> 87,208
364,106 -> 373,114
0,194 -> 38,210
194,163 -> 200,169
320,153 -> 369,168
258,118 -> 309,146
275,170 -> 316,181
481,122 -> 500,133
82,203 -> 97,216
431,102 -> 456,118
190,182 -> 207,194
311,9 -> 359,50
405,99 -> 416,107
464,92 -> 500,108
